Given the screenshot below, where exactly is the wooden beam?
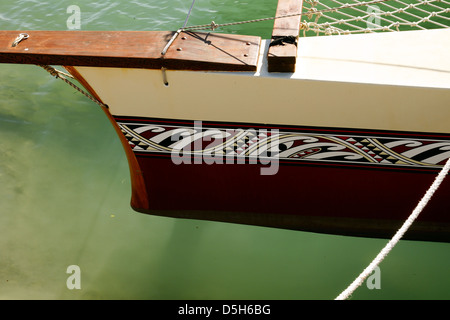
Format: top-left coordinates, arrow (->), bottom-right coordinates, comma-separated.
0,30 -> 260,71
268,0 -> 303,72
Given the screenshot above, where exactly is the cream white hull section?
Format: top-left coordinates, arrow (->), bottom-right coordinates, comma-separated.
75,28 -> 450,134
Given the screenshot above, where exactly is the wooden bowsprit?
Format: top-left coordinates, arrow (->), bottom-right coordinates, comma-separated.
0,30 -> 260,71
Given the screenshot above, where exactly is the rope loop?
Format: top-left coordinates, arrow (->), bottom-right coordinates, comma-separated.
38,65 -> 108,109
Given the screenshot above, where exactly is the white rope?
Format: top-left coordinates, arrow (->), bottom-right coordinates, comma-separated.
182,0 -> 450,33
182,0 -> 395,31
302,0 -> 450,36
335,157 -> 450,300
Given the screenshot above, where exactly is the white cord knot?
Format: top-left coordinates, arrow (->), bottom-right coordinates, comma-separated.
210,21 -> 218,30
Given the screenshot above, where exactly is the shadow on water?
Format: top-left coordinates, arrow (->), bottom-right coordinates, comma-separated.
152,220 -> 206,299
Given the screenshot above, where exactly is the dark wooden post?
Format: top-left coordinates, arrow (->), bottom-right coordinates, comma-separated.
267,0 -> 303,72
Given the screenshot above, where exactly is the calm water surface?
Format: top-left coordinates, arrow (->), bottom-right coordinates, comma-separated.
0,0 -> 449,300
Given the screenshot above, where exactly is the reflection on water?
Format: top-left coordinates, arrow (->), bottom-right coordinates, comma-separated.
0,0 -> 449,300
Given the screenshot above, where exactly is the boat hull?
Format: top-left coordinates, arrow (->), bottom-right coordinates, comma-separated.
112,115 -> 450,242
64,29 -> 450,241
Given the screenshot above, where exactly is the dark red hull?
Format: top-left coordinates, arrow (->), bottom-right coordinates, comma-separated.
115,116 -> 450,242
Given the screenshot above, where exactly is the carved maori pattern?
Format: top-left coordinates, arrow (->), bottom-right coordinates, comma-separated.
117,120 -> 450,169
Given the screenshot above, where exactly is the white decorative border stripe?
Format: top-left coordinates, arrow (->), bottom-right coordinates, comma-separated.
117,121 -> 450,169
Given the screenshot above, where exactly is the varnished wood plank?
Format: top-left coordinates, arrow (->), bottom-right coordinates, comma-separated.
164,31 -> 260,71
268,0 -> 303,72
0,30 -> 260,71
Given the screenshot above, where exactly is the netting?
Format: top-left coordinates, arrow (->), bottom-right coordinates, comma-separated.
300,0 -> 450,36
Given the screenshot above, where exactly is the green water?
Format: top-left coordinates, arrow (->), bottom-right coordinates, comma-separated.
0,0 -> 449,300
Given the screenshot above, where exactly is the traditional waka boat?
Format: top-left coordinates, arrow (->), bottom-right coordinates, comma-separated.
0,0 -> 449,242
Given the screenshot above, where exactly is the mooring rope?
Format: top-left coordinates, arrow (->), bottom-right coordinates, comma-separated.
335,157 -> 450,300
